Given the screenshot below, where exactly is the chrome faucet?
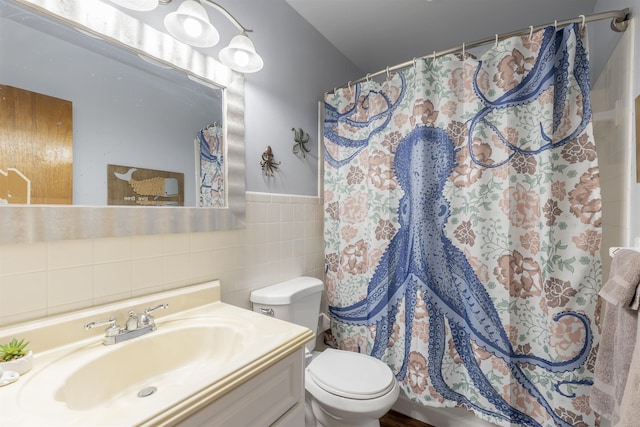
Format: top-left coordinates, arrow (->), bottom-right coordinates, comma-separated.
84,303 -> 168,345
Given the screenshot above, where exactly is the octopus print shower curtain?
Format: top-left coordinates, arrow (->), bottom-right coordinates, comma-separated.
323,24 -> 602,427
198,124 -> 225,207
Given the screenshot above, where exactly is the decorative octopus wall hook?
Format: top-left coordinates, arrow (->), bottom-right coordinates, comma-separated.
260,145 -> 280,176
292,127 -> 311,157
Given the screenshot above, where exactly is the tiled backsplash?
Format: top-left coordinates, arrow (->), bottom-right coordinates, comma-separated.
0,193 -> 325,326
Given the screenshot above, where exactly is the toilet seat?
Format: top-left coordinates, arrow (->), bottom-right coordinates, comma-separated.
307,349 -> 395,400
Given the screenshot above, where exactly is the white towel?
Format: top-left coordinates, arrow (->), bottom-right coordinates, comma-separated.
590,249 -> 640,425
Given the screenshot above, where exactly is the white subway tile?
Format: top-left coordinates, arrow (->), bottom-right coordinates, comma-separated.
266,242 -> 280,264
48,240 -> 93,269
230,246 -> 246,270
132,256 -> 165,291
213,229 -> 236,249
305,204 -> 316,221
267,203 -> 281,223
93,261 -> 132,300
164,253 -> 190,285
232,228 -> 247,247
280,240 -> 294,259
0,242 -> 47,274
280,222 -> 294,241
1,272 -> 47,318
250,202 -> 268,223
280,203 -> 294,222
251,225 -> 268,246
132,234 -> 164,258
163,233 -> 191,255
48,266 -> 93,307
292,239 -> 305,261
93,237 -> 132,263
190,250 -> 215,279
191,232 -> 214,251
266,223 -> 281,244
294,204 -> 306,221
212,248 -> 234,273
293,222 -> 305,240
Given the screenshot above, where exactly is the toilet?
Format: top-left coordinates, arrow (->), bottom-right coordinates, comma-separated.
250,277 -> 399,427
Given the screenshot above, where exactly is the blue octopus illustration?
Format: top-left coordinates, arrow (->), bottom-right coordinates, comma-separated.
324,74 -> 406,169
327,24 -> 593,427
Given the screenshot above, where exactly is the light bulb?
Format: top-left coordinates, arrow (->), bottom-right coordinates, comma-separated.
233,50 -> 250,67
183,17 -> 203,38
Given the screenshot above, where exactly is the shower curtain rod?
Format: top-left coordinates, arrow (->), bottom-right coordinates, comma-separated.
329,8 -> 630,94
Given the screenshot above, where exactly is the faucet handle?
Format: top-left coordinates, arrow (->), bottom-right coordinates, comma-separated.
85,316 -> 118,333
144,303 -> 169,315
140,303 -> 168,329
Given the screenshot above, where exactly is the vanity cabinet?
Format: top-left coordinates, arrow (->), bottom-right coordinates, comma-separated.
176,349 -> 305,427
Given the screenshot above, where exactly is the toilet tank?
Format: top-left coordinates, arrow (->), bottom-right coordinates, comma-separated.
250,277 -> 323,350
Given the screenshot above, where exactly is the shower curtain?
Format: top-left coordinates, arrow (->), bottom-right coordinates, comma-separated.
198,124 -> 225,207
323,24 -> 601,427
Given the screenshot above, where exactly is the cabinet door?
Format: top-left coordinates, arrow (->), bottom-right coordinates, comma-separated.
272,402 -> 305,427
177,349 -> 304,427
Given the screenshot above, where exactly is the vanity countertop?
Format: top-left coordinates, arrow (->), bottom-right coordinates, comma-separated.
0,280 -> 313,426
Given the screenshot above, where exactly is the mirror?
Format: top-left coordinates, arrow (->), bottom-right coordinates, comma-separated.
0,0 -> 246,243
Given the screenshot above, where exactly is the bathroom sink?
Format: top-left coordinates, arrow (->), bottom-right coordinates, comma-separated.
55,318 -> 250,411
0,281 -> 314,426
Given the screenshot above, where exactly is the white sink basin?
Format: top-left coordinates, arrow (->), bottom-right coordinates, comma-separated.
0,281 -> 314,426
54,318 -> 250,411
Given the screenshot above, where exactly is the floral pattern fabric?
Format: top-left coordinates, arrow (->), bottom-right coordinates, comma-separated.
198,124 -> 225,207
324,24 -> 601,427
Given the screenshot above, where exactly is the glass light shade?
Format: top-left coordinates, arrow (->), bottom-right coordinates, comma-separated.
164,0 -> 219,48
110,0 -> 158,11
219,32 -> 264,73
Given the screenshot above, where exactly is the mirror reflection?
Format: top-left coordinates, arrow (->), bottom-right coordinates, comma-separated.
0,1 -> 224,207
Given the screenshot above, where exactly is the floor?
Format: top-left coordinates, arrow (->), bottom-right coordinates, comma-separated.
380,410 -> 435,427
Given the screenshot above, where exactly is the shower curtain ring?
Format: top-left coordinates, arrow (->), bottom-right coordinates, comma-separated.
528,25 -> 534,39
462,43 -> 465,57
432,51 -> 436,60
554,20 -> 558,30
579,15 -> 586,28
366,73 -> 371,83
495,34 -> 498,47
386,66 -> 390,78
413,57 -> 417,69
348,81 -> 352,90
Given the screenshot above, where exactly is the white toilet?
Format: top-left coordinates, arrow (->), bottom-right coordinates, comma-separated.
250,277 -> 399,427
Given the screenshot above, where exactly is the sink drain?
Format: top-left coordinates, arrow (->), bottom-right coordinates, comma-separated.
137,386 -> 157,398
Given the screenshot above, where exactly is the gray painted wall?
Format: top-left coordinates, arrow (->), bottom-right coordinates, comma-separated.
215,0 -> 362,196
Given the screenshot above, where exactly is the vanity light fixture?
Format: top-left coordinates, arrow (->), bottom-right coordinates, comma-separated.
218,31 -> 263,73
164,0 -> 220,47
110,0 -> 264,73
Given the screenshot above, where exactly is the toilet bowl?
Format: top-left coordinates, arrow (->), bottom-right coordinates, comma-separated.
250,277 -> 400,427
305,349 -> 399,427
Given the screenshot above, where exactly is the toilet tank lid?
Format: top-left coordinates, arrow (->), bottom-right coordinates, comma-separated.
250,277 -> 323,305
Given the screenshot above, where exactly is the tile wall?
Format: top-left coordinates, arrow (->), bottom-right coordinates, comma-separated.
0,192 -> 325,326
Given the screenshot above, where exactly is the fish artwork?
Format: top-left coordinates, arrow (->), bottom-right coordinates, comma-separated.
113,168 -> 179,199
